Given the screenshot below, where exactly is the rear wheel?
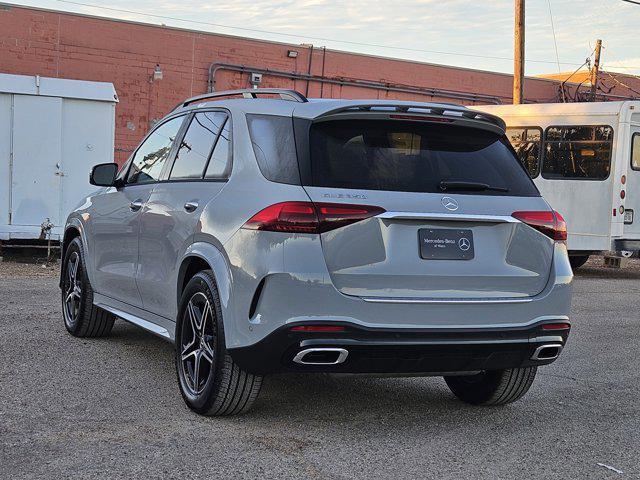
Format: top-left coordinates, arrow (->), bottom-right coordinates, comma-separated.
569,254 -> 590,270
61,237 -> 115,337
444,367 -> 537,406
175,270 -> 262,416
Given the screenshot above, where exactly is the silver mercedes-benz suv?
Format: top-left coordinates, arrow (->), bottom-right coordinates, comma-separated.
60,89 -> 573,416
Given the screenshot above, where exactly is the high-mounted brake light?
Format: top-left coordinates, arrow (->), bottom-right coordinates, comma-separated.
389,114 -> 454,123
242,202 -> 385,234
512,210 -> 567,242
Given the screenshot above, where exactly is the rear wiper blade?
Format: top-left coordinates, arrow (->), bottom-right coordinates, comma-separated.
439,180 -> 509,193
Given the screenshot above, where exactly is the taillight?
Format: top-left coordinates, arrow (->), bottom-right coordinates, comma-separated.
512,210 -> 567,242
242,202 -> 385,234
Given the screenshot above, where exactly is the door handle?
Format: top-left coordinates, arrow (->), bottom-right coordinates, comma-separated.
184,201 -> 199,213
129,199 -> 144,212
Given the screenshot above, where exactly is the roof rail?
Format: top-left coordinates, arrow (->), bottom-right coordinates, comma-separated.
179,88 -> 308,108
314,103 -> 506,131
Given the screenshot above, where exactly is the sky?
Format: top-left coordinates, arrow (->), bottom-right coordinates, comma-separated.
11,0 -> 640,76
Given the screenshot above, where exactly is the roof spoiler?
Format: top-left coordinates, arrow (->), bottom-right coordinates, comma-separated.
312,104 -> 506,131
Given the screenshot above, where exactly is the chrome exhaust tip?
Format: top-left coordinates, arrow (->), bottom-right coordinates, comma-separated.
531,343 -> 563,361
293,348 -> 349,365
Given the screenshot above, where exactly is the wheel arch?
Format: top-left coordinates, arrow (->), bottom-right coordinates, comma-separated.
176,242 -> 236,343
60,219 -> 89,288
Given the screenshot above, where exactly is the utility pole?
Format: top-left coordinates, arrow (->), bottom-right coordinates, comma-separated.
513,0 -> 525,104
589,39 -> 602,101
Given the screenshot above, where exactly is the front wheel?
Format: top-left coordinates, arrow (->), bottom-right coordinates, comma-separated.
175,270 -> 262,416
61,237 -> 115,337
444,367 -> 537,406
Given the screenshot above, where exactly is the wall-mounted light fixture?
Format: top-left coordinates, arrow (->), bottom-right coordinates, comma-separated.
287,50 -> 299,58
150,64 -> 163,82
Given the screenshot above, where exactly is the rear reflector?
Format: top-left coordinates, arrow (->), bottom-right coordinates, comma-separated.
290,325 -> 346,332
242,202 -> 385,234
512,210 -> 567,242
541,322 -> 571,331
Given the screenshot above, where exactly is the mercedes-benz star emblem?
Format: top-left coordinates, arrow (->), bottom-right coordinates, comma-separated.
458,237 -> 471,251
441,196 -> 459,211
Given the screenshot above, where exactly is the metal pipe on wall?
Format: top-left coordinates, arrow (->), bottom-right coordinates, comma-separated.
207,62 -> 504,105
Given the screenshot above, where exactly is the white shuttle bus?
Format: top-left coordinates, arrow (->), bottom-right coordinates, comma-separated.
473,101 -> 640,268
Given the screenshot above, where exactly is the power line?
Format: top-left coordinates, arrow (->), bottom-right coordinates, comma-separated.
48,0 -> 590,67
547,0 -> 562,73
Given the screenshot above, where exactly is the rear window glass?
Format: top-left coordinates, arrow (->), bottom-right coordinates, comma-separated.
542,125 -> 613,180
308,120 -> 538,196
631,133 -> 640,171
506,127 -> 542,178
247,114 -> 299,184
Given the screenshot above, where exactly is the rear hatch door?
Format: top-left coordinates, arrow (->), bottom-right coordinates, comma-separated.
298,114 -> 555,300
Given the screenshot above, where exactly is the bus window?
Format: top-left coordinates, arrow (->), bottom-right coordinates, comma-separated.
506,127 -> 542,178
542,125 -> 613,180
632,133 -> 640,171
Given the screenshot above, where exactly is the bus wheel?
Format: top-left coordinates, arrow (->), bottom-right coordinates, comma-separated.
569,254 -> 590,270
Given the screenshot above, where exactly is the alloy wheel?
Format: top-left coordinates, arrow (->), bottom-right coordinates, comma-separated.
63,251 -> 82,327
180,292 -> 216,396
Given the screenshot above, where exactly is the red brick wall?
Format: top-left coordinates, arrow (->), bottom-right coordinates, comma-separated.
0,4 -> 564,164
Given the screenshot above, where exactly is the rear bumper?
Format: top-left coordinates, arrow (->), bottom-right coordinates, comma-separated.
228,321 -> 570,375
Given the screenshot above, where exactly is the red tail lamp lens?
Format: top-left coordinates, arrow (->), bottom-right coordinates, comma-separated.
512,210 -> 567,242
290,325 -> 346,332
243,202 -> 385,234
541,322 -> 571,331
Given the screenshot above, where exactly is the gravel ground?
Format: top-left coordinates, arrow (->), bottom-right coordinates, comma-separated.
0,256 -> 639,479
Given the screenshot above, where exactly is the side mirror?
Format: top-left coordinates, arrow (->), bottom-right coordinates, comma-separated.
90,163 -> 119,187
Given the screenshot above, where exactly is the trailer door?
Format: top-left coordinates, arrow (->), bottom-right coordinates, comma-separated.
625,128 -> 640,238
10,95 -> 63,227
0,94 -> 10,228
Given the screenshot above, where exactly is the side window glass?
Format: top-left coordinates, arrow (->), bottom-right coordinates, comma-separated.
506,127 -> 542,178
126,116 -> 184,184
205,117 -> 232,179
542,125 -> 613,180
632,133 -> 640,171
246,114 -> 300,184
170,112 -> 227,180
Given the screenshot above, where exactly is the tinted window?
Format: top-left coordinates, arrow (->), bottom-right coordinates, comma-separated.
506,127 -> 542,178
126,116 -> 184,184
308,120 -> 538,196
542,125 -> 613,180
632,133 -> 640,171
247,114 -> 299,184
170,112 -> 226,180
205,118 -> 232,179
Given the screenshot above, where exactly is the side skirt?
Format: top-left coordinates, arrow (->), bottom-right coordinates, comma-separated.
93,292 -> 175,342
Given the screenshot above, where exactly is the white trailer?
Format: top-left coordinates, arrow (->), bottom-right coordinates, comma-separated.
0,73 -> 117,242
472,101 -> 640,266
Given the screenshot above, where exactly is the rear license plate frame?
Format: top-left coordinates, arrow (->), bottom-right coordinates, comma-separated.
418,228 -> 475,260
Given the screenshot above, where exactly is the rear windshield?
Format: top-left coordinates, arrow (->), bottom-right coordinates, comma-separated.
308,120 -> 539,196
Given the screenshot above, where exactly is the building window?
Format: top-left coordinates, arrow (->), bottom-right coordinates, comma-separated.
506,127 -> 542,178
542,125 -> 613,180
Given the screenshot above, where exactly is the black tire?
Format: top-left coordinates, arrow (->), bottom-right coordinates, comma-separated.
444,367 -> 537,406
569,254 -> 590,270
175,270 -> 262,416
61,237 -> 115,337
